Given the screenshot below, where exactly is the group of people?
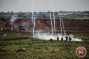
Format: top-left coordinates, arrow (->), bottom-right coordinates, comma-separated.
61,36 -> 72,41
50,36 -> 72,41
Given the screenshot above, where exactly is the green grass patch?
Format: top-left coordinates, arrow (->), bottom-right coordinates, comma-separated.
0,35 -> 89,59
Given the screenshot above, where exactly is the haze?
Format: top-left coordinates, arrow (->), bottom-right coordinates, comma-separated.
0,0 -> 89,12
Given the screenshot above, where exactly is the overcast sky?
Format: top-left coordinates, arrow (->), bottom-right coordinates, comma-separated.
0,0 -> 89,12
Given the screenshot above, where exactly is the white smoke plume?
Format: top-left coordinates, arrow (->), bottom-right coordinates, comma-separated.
10,14 -> 17,25
33,30 -> 82,42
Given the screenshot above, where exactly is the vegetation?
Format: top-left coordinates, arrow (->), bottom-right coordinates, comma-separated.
0,35 -> 89,59
63,14 -> 89,19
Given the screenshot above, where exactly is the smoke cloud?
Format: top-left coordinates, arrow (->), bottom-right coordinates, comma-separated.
33,30 -> 82,41
10,14 -> 17,25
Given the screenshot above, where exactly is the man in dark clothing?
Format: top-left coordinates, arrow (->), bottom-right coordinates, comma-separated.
57,36 -> 59,41
61,37 -> 63,41
65,36 -> 68,41
69,36 -> 72,41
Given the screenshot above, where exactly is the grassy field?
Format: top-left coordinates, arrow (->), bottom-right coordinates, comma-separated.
0,34 -> 89,59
